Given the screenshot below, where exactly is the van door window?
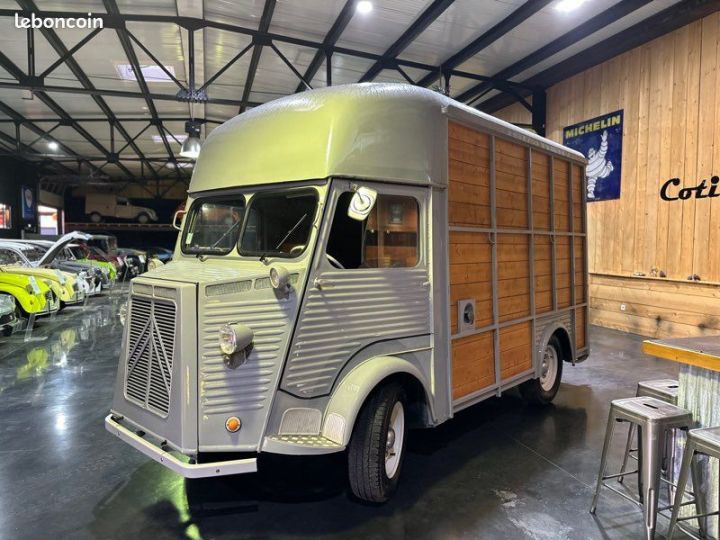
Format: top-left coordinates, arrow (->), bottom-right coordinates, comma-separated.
326,192 -> 419,269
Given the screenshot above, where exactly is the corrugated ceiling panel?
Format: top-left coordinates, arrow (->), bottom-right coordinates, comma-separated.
269,0 -> 347,42
247,42 -> 317,103
511,0 -> 682,82
336,0 -> 435,55
399,0 -> 526,66
456,0 -> 624,76
204,0 -> 267,29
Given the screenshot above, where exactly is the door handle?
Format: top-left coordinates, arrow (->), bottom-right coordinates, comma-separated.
314,278 -> 334,290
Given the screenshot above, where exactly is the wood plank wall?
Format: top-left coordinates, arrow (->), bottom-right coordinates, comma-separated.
493,13 -> 720,339
448,122 -> 587,400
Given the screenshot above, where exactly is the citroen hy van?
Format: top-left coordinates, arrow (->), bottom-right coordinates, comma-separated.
106,84 -> 588,502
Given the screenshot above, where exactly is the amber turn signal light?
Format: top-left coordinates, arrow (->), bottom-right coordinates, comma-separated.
225,416 -> 241,433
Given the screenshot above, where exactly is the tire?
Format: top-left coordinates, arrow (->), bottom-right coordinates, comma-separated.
89,212 -> 102,223
137,213 -> 149,224
520,335 -> 564,405
348,382 -> 407,503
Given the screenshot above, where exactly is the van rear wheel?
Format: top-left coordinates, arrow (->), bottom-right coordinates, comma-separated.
348,383 -> 407,503
89,212 -> 102,223
520,335 -> 563,405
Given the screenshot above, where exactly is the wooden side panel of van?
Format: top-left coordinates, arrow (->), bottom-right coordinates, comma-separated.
448,120 -> 588,402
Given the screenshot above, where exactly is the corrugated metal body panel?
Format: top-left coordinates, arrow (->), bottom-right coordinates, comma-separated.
198,287 -> 300,450
282,268 -> 431,398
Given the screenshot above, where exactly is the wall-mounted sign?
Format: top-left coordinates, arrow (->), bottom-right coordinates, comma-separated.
563,110 -> 623,202
21,186 -> 35,220
660,176 -> 720,201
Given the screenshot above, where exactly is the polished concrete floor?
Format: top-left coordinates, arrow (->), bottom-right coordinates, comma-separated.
0,288 -> 697,540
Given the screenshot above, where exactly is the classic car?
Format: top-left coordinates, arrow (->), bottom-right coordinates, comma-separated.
117,248 -> 147,279
0,243 -> 85,308
15,241 -> 106,294
0,270 -> 58,319
67,244 -> 120,281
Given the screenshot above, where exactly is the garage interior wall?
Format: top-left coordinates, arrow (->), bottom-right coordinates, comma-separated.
494,12 -> 720,339
0,157 -> 38,238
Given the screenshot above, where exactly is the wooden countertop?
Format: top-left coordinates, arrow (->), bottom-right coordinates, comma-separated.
643,336 -> 720,372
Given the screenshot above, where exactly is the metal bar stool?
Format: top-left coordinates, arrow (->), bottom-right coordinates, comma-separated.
668,426 -> 720,539
590,396 -> 693,539
619,380 -> 680,485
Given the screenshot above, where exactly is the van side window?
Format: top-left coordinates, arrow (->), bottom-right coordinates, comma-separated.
326,192 -> 419,269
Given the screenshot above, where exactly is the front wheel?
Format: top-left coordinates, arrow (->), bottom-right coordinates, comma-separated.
137,213 -> 150,224
520,335 -> 564,405
348,383 -> 407,503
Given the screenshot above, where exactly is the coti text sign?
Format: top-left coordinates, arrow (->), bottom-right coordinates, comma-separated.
15,12 -> 103,29
660,176 -> 720,201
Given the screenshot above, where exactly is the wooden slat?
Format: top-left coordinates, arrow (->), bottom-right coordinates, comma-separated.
499,321 -> 532,380
452,331 -> 495,399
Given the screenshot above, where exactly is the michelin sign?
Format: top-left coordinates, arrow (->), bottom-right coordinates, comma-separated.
563,110 -> 623,202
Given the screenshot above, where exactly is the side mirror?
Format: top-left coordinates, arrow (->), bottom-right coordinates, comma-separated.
347,186 -> 377,221
172,210 -> 186,231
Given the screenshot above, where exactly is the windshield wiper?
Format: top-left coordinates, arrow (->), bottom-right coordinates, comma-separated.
259,213 -> 308,262
206,218 -> 243,253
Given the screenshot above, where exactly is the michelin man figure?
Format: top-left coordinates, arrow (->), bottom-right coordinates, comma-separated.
585,130 -> 614,200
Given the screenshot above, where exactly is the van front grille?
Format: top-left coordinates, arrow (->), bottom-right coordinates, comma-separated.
124,295 -> 177,416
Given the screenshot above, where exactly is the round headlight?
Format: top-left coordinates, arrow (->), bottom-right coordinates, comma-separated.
219,323 -> 238,355
269,265 -> 289,289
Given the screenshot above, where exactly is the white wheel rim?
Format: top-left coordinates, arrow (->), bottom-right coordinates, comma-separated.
385,401 -> 405,478
539,344 -> 558,392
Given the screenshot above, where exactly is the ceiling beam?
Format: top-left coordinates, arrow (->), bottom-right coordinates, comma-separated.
479,0 -> 720,114
295,0 -> 357,92
104,0 -> 177,178
0,101 -> 91,175
239,0 -> 277,113
0,132 -> 73,174
415,0 -> 554,89
455,0 -> 653,104
359,0 -> 456,83
16,0 -> 153,179
0,80 -> 262,108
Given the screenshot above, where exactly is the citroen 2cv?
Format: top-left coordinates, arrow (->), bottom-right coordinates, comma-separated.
106,83 -> 588,502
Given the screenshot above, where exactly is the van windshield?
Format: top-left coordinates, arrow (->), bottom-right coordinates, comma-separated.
238,190 -> 317,258
182,197 -> 246,255
182,189 -> 318,257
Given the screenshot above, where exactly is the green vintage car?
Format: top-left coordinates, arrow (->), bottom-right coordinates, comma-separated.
0,270 -> 58,318
67,244 -> 118,282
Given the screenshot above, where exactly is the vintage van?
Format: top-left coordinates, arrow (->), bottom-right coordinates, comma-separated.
106,84 -> 588,502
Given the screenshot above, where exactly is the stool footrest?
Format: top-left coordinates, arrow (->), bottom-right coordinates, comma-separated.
676,509 -> 720,522
603,469 -> 638,480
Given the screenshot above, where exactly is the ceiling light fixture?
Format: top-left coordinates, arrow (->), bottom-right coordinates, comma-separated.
357,1 -> 373,14
179,120 -> 202,159
555,0 -> 586,12
47,141 -> 59,151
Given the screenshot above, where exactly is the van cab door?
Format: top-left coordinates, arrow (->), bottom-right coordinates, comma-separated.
280,179 -> 433,399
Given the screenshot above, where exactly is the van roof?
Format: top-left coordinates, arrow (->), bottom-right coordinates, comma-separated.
190,83 -> 584,194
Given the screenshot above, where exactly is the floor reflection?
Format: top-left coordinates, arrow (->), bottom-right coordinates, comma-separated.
0,290 -> 694,540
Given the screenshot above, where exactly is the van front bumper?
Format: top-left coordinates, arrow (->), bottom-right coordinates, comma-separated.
105,414 -> 258,478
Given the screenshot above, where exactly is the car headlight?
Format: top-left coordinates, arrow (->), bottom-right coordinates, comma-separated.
0,294 -> 15,311
219,324 -> 238,355
218,323 -> 254,358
